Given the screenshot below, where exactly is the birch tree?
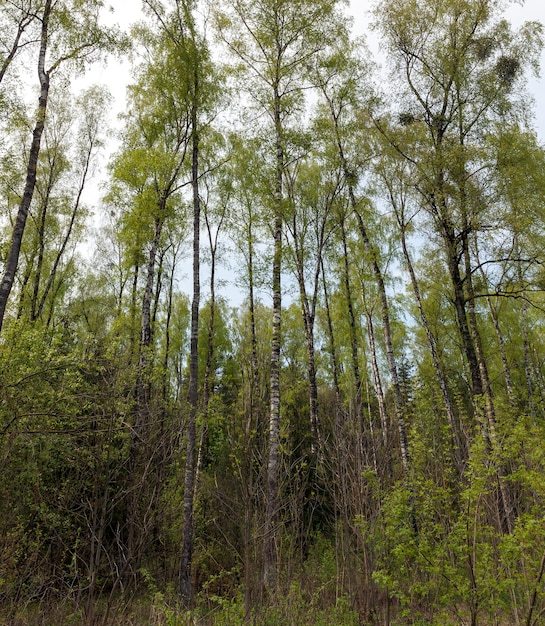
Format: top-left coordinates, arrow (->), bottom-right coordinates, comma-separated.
216,0 -> 346,593
373,0 -> 543,530
0,0 -> 122,332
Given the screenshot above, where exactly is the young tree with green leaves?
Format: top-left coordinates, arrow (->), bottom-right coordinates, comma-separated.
312,36 -> 411,472
0,0 -> 38,85
139,0 -> 220,603
14,86 -> 111,324
216,0 -> 347,593
373,0 -> 543,531
0,0 -> 122,333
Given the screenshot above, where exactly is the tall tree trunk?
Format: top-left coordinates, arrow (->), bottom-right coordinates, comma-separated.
322,87 -> 409,470
248,221 -> 260,428
464,246 -> 513,533
134,216 -> 163,443
30,160 -> 56,321
123,214 -> 164,583
242,212 -> 264,612
464,246 -> 496,433
129,261 -> 140,362
443,227 -> 484,397
487,298 -> 515,408
180,93 -> 200,604
0,0 -> 52,333
302,305 -> 319,456
474,247 -> 516,409
16,254 -> 34,319
293,256 -> 319,456
195,206 -> 225,498
360,283 -> 388,450
34,143 -> 93,320
263,89 -> 283,595
353,208 -> 410,471
162,248 -> 178,403
339,215 -> 363,425
392,192 -> 464,469
517,262 -> 536,417
286,186 -> 332,457
321,257 -> 342,414
152,247 -> 165,330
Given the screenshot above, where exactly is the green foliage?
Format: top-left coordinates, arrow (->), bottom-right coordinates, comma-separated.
2,0 -> 545,623
0,320 -> 132,609
370,433 -> 545,625
144,585 -> 359,626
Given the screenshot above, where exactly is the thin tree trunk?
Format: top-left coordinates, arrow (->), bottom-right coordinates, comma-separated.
243,217 -> 258,613
286,183 -> 333,457
30,160 -> 56,321
263,88 -> 284,595
522,295 -> 534,414
391,191 -> 464,468
517,262 -> 536,417
16,254 -> 34,319
248,221 -> 259,424
339,215 -> 363,424
134,216 -> 163,442
476,244 -> 515,409
464,245 -> 513,533
195,205 -> 225,498
353,208 -> 410,471
293,260 -> 319,456
360,284 -> 388,449
124,214 -> 164,583
162,249 -> 178,403
321,256 -> 342,413
474,250 -> 515,408
45,273 -> 63,328
322,86 -> 409,469
152,247 -> 165,330
525,546 -> 545,626
0,0 -> 52,333
129,261 -> 140,353
0,9 -> 35,85
180,92 -> 200,604
303,306 -> 319,455
35,132 -> 95,320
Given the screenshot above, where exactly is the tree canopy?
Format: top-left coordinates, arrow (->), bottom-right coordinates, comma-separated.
1,1 -> 545,624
